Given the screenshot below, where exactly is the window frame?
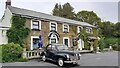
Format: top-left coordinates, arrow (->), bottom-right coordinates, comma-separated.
49,34 -> 58,44
86,27 -> 92,33
77,26 -> 82,33
31,20 -> 41,30
50,21 -> 57,31
63,24 -> 69,32
31,36 -> 39,50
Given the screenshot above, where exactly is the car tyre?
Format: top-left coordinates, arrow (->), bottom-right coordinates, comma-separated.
58,58 -> 64,67
42,55 -> 46,62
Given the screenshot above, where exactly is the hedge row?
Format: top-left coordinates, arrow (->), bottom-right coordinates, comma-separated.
0,43 -> 27,63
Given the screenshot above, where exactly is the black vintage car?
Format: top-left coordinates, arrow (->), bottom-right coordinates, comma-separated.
40,44 -> 81,66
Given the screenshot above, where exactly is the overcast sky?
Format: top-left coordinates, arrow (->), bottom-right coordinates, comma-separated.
0,0 -> 119,23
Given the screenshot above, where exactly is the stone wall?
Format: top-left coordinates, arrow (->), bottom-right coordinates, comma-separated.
25,18 -> 77,50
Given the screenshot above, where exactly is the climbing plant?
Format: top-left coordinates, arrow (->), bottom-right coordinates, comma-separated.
77,26 -> 88,49
7,16 -> 30,47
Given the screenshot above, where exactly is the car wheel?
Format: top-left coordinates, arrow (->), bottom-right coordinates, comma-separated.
42,55 -> 46,62
58,58 -> 64,67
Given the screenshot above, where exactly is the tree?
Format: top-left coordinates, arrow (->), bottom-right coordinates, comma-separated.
101,21 -> 114,37
62,3 -> 75,19
113,22 -> 120,37
52,3 -> 60,16
76,10 -> 102,27
52,3 -> 75,19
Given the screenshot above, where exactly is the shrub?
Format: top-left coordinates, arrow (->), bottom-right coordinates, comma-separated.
0,46 -> 2,62
99,37 -> 105,51
104,37 -> 118,48
17,58 -> 28,62
2,43 -> 23,62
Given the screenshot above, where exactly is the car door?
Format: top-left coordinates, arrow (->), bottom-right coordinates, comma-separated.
47,45 -> 56,60
46,44 -> 52,58
50,45 -> 57,60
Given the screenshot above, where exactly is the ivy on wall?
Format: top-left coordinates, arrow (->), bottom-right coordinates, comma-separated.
77,26 -> 88,49
7,16 -> 30,47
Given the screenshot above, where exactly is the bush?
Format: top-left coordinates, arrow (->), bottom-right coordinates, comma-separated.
99,37 -> 105,51
1,43 -> 23,62
17,58 -> 28,62
0,46 -> 2,62
104,37 -> 118,48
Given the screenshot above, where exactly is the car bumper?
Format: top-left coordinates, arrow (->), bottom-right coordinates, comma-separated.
64,60 -> 78,63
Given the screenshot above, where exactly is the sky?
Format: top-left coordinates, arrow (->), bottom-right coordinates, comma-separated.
0,0 -> 119,23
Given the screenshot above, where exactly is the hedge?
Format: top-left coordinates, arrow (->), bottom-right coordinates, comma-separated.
1,43 -> 25,62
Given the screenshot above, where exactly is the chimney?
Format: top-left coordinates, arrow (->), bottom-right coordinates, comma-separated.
5,0 -> 11,9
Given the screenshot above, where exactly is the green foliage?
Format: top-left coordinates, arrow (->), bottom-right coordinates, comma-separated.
104,37 -> 118,48
52,3 -> 75,19
101,21 -> 114,37
7,16 -> 30,47
99,36 -> 105,51
76,10 -> 102,27
99,37 -> 119,51
113,22 -> 120,37
1,43 -> 23,62
17,58 -> 28,62
0,46 -> 2,62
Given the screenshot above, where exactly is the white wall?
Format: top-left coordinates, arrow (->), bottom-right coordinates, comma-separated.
0,28 -> 9,45
1,7 -> 12,27
0,7 -> 12,45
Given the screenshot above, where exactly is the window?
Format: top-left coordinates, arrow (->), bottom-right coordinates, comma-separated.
86,27 -> 92,33
2,30 -> 6,37
31,20 -> 41,30
63,37 -> 70,47
63,24 -> 69,32
31,36 -> 39,50
50,22 -> 57,31
33,38 -> 39,49
77,26 -> 82,33
50,34 -> 58,44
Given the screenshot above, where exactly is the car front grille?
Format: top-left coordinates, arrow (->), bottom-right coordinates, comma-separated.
70,54 -> 79,60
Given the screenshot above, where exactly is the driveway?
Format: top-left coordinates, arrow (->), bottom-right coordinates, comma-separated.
2,51 -> 119,67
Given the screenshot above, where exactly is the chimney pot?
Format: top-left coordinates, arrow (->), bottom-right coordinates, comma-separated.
5,0 -> 11,9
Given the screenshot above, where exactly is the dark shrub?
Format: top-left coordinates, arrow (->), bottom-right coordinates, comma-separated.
2,43 -> 23,62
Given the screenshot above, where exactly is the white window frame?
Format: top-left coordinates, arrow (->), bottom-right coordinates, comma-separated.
50,21 -> 57,31
63,37 -> 70,47
63,24 -> 69,32
31,20 -> 41,30
49,34 -> 58,44
77,26 -> 82,33
31,36 -> 39,50
86,27 -> 92,33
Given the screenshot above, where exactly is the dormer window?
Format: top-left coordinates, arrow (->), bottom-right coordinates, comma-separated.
63,24 -> 69,32
50,21 -> 57,31
77,26 -> 82,33
31,20 -> 41,30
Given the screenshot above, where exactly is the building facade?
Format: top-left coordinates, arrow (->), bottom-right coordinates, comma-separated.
0,0 -> 98,51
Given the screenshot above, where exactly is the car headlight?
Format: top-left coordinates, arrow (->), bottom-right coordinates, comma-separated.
66,54 -> 70,58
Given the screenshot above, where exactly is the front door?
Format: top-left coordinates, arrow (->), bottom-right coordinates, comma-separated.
63,37 -> 70,47
77,38 -> 84,50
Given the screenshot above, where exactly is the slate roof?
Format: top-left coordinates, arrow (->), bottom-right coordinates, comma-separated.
8,6 -> 96,28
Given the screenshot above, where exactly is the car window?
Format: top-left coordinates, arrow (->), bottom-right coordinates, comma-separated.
52,45 -> 56,51
57,45 -> 69,51
47,45 -> 52,50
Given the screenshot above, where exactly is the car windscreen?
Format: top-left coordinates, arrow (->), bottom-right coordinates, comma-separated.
56,45 -> 69,51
